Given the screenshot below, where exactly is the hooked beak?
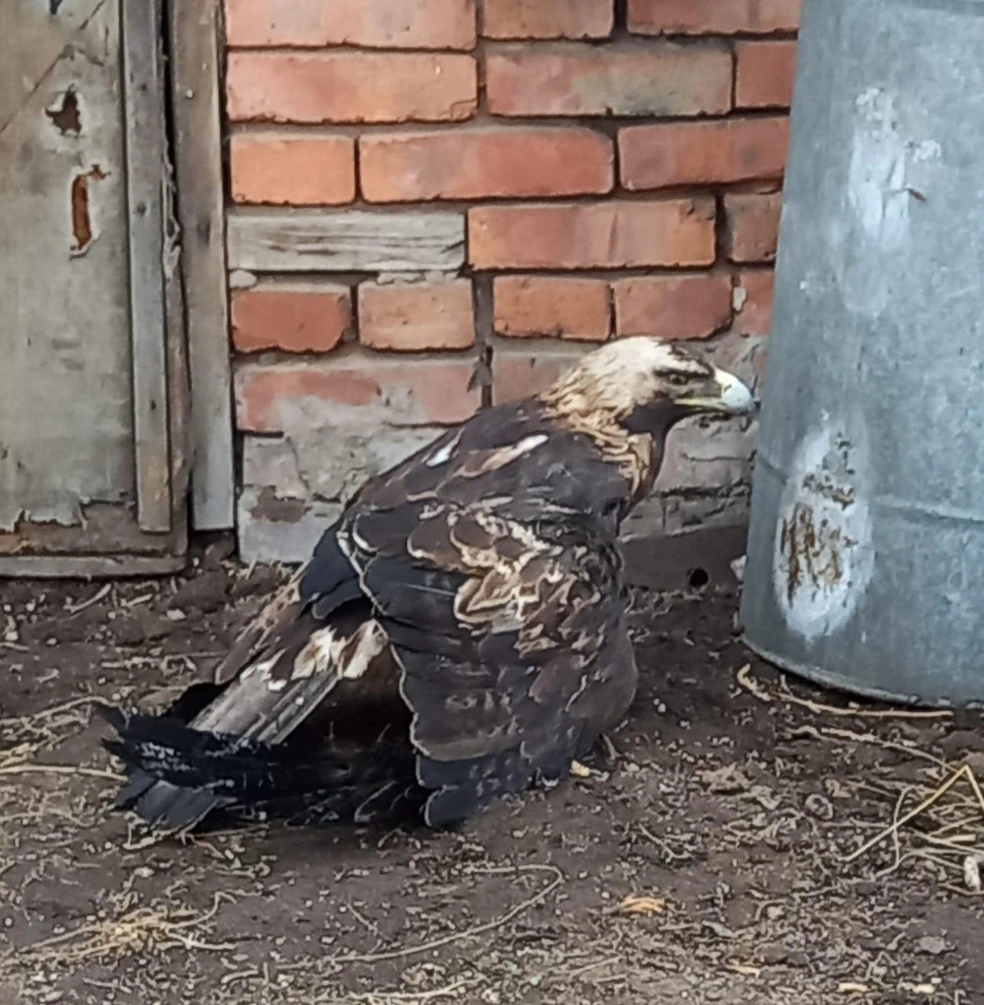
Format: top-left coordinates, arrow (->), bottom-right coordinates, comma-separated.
677,367 -> 756,416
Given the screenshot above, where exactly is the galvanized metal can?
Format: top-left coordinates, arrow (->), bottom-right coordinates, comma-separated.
740,0 -> 984,706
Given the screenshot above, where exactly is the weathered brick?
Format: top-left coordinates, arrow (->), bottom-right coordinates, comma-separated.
628,0 -> 800,35
660,493 -> 749,537
725,191 -> 782,264
238,485 -> 343,566
469,199 -> 716,270
229,134 -> 356,206
493,276 -> 610,341
483,0 -> 613,39
736,270 -> 775,336
359,280 -> 475,351
227,52 -> 477,125
235,354 -> 480,432
242,438 -> 309,500
486,43 -> 731,117
232,282 -> 352,353
736,40 -> 797,108
614,275 -> 732,340
620,117 -> 789,190
225,0 -> 476,49
619,497 -> 666,541
655,419 -> 756,492
360,127 -> 612,203
491,344 -> 588,404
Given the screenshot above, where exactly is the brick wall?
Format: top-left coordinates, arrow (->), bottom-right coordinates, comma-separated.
223,0 -> 799,562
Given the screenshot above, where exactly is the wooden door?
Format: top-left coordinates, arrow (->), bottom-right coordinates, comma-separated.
0,0 -> 189,576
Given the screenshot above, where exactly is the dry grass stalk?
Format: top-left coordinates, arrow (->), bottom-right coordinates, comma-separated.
8,893 -> 235,968
736,664 -> 952,720
844,764 -> 984,872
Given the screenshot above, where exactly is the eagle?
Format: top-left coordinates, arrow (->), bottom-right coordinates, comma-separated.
99,338 -> 754,833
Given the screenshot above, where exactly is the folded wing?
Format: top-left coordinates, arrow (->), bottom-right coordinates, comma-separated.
337,406 -> 639,825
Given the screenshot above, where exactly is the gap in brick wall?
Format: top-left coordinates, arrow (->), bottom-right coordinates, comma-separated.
613,0 -> 629,34
352,134 -> 363,202
227,187 -> 781,219
713,193 -> 730,266
228,109 -> 789,136
471,274 -> 495,409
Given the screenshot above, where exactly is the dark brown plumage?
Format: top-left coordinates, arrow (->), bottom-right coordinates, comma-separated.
100,338 -> 754,833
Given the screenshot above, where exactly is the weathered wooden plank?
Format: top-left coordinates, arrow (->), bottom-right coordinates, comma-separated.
169,0 -> 235,531
122,0 -> 172,533
0,554 -> 186,579
227,210 -> 467,273
0,499 -> 187,557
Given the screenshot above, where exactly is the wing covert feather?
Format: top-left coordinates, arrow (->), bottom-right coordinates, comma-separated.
335,404 -> 639,826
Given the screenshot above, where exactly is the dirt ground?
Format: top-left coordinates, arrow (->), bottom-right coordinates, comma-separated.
1,542 -> 983,1005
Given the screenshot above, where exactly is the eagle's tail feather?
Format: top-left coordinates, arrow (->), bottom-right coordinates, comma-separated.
97,705 -> 424,831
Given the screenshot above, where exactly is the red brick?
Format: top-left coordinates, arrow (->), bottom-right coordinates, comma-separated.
620,117 -> 789,190
493,276 -> 610,341
614,275 -> 732,340
360,128 -> 612,203
227,52 -> 477,125
229,134 -> 355,206
235,355 -> 480,431
736,40 -> 797,108
628,0 -> 800,35
491,346 -> 587,404
736,270 -> 774,336
359,280 -> 475,352
225,0 -> 476,49
232,282 -> 352,353
486,44 -> 731,118
725,191 -> 782,264
483,0 -> 613,39
469,199 -> 716,270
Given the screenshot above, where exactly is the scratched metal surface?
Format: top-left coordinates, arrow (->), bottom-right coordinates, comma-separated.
740,0 -> 984,705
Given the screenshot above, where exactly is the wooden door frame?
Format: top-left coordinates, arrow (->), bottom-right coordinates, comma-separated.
167,0 -> 235,535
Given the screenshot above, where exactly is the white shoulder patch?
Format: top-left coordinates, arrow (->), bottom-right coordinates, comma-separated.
426,431 -> 462,468
516,433 -> 548,452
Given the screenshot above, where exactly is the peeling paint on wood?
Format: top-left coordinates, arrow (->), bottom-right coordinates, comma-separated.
0,0 -> 105,137
69,164 -> 106,253
45,86 -> 81,134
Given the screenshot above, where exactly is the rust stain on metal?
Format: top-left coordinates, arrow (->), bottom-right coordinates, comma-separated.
70,164 -> 107,254
780,503 -> 848,607
45,88 -> 81,135
773,427 -> 873,638
801,472 -> 855,508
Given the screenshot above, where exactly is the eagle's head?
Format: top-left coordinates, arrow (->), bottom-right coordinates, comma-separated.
540,337 -> 755,434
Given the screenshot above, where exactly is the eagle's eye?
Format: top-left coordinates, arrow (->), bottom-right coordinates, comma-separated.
666,373 -> 690,387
